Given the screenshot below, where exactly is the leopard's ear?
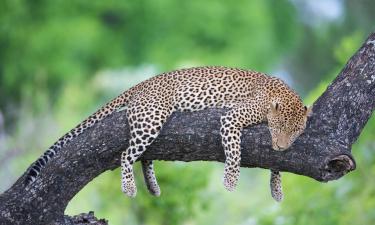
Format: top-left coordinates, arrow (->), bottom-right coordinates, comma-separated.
270,102 -> 280,115
304,105 -> 312,117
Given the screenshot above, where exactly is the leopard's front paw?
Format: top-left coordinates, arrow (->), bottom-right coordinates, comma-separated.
270,170 -> 283,202
271,188 -> 283,202
122,179 -> 137,198
223,171 -> 239,192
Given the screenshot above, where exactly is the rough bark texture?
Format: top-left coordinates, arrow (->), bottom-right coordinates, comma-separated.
61,212 -> 108,225
1,33 -> 375,225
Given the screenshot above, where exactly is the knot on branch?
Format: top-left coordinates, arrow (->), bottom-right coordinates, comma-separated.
322,154 -> 356,181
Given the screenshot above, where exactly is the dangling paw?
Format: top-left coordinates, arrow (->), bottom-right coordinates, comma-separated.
270,170 -> 283,202
223,169 -> 239,192
142,161 -> 162,197
122,175 -> 137,198
147,183 -> 161,197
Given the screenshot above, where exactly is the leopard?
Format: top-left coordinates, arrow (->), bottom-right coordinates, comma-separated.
24,66 -> 311,201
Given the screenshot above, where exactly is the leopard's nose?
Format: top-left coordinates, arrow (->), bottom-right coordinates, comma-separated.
276,143 -> 287,150
272,143 -> 286,151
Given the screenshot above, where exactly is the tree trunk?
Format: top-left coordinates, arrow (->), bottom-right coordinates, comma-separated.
1,33 -> 375,225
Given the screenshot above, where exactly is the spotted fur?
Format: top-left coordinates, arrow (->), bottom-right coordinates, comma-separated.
270,170 -> 283,202
24,66 -> 310,201
142,160 -> 161,196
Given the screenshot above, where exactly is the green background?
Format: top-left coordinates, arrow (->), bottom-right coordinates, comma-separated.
0,0 -> 374,224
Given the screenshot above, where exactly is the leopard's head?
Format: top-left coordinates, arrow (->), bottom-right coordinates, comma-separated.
266,98 -> 312,151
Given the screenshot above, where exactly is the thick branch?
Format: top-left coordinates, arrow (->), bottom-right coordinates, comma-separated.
1,33 -> 375,225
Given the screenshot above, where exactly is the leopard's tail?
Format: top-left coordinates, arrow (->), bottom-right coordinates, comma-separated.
24,90 -> 133,186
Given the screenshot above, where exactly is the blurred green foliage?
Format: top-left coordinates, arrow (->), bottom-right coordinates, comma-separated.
0,0 -> 298,114
0,0 -> 375,225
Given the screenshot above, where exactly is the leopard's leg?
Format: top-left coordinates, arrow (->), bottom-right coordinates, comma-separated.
270,170 -> 283,202
142,160 -> 161,196
121,107 -> 171,197
220,103 -> 263,191
121,142 -> 144,197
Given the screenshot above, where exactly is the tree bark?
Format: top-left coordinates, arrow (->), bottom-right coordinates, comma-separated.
1,33 -> 375,225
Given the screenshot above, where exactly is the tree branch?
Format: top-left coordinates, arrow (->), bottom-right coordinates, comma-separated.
1,33 -> 375,225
